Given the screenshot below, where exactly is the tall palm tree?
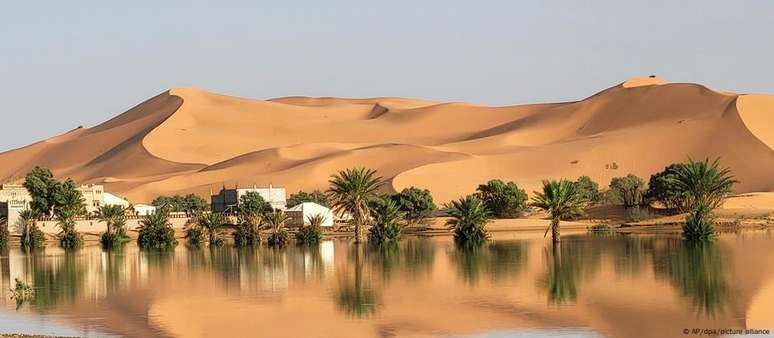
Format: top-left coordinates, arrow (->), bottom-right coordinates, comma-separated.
446,195 -> 491,246
197,212 -> 225,246
328,168 -> 384,243
96,205 -> 126,236
670,158 -> 737,209
531,180 -> 588,243
18,209 -> 41,249
368,198 -> 404,244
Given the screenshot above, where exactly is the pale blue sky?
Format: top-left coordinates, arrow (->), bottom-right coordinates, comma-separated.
1,0 -> 773,151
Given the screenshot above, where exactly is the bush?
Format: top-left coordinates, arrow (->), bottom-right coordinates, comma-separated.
388,187 -> 436,224
186,226 -> 206,246
57,217 -> 83,249
625,207 -> 659,222
368,198 -> 403,245
267,229 -> 289,247
234,225 -> 260,247
683,203 -> 716,240
609,174 -> 646,208
573,176 -> 603,205
295,226 -> 322,245
475,179 -> 528,218
446,195 -> 491,246
239,191 -> 273,216
137,212 -> 178,249
646,163 -> 690,212
287,190 -> 330,208
152,194 -> 209,214
100,231 -> 129,248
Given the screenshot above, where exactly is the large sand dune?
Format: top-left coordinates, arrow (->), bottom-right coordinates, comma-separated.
0,77 -> 772,203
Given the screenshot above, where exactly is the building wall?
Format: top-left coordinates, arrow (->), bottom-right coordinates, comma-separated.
211,185 -> 287,212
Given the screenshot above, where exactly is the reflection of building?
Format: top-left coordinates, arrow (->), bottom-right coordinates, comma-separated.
211,185 -> 287,213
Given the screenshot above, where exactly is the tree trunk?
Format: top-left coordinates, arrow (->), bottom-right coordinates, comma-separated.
551,218 -> 561,243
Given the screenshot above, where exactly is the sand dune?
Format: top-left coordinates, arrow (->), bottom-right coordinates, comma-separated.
0,77 -> 772,203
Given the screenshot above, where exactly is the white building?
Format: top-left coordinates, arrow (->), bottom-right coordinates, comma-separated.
287,202 -> 334,227
103,192 -> 131,208
133,204 -> 157,216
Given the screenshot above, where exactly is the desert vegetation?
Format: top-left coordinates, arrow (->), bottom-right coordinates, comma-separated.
531,180 -> 588,243
328,167 -> 384,244
446,195 -> 491,246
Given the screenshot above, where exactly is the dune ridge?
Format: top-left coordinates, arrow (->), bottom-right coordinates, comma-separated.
0,77 -> 772,203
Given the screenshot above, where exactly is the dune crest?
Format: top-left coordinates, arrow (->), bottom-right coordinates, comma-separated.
0,79 -> 772,203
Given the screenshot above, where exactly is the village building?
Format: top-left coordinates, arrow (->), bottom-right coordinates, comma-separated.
211,184 -> 287,213
0,183 -> 128,226
132,204 -> 157,216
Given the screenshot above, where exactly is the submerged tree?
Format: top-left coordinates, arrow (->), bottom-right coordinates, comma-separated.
192,212 -> 225,246
672,158 -> 736,240
97,205 -> 129,248
367,198 -> 404,245
19,209 -> 45,249
295,213 -> 325,245
138,210 -> 177,249
328,167 -> 384,244
446,195 -> 491,247
531,180 -> 588,243
265,209 -> 291,247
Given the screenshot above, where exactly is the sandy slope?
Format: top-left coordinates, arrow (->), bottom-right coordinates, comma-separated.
0,77 -> 772,203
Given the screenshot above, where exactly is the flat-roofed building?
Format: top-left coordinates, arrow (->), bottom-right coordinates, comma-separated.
211,184 -> 287,213
0,184 -> 32,227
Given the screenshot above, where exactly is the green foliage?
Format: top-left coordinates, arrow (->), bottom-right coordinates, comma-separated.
10,278 -> 35,308
475,179 -> 528,218
609,174 -> 646,208
625,206 -> 659,223
265,209 -> 291,247
683,203 -> 716,241
152,194 -> 209,214
239,191 -> 273,216
531,179 -> 588,243
646,163 -> 691,212
286,190 -> 330,208
196,212 -> 226,246
669,158 -> 737,210
52,179 -> 86,217
328,167 -> 385,243
57,215 -> 83,249
446,195 -> 491,246
573,176 -> 603,205
388,187 -> 436,224
368,198 -> 403,245
18,209 -> 45,249
100,231 -> 130,248
23,166 -> 58,216
137,211 -> 178,249
233,225 -> 260,247
186,226 -> 206,246
295,214 -> 324,245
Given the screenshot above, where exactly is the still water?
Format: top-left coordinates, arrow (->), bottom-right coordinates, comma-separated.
1,231 -> 773,338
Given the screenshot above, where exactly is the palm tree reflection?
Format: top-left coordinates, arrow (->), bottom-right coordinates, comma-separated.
451,240 -> 528,285
538,240 -> 600,305
336,244 -> 380,318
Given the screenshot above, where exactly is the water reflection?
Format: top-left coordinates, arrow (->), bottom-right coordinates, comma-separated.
449,241 -> 528,285
336,244 -> 381,317
653,240 -> 730,317
537,241 -> 601,305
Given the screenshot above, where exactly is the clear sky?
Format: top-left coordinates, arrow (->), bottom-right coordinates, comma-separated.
1,0 -> 773,151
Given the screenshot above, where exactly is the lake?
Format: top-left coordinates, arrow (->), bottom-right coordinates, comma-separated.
1,231 -> 773,338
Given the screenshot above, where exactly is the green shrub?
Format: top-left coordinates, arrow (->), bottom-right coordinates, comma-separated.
446,195 -> 491,246
368,198 -> 403,245
57,216 -> 83,249
573,176 -> 603,205
388,187 -> 436,224
137,211 -> 178,249
100,231 -> 130,248
267,229 -> 289,247
234,225 -> 260,247
295,226 -> 322,245
625,207 -> 659,222
683,203 -> 716,241
186,226 -> 205,246
609,174 -> 646,208
476,179 -> 528,218
287,190 -> 329,208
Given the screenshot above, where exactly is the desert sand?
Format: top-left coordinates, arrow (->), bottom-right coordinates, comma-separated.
0,77 -> 772,204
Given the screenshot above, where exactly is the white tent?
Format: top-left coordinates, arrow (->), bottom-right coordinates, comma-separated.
103,192 -> 130,208
133,204 -> 157,216
287,202 -> 334,227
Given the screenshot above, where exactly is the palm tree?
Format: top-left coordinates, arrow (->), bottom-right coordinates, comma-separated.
197,212 -> 225,246
445,195 -> 491,246
18,209 -> 42,249
137,210 -> 177,249
265,209 -> 291,247
670,158 -> 737,210
296,213 -> 326,245
531,180 -> 588,244
328,168 -> 384,243
368,198 -> 404,244
96,205 -> 126,236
